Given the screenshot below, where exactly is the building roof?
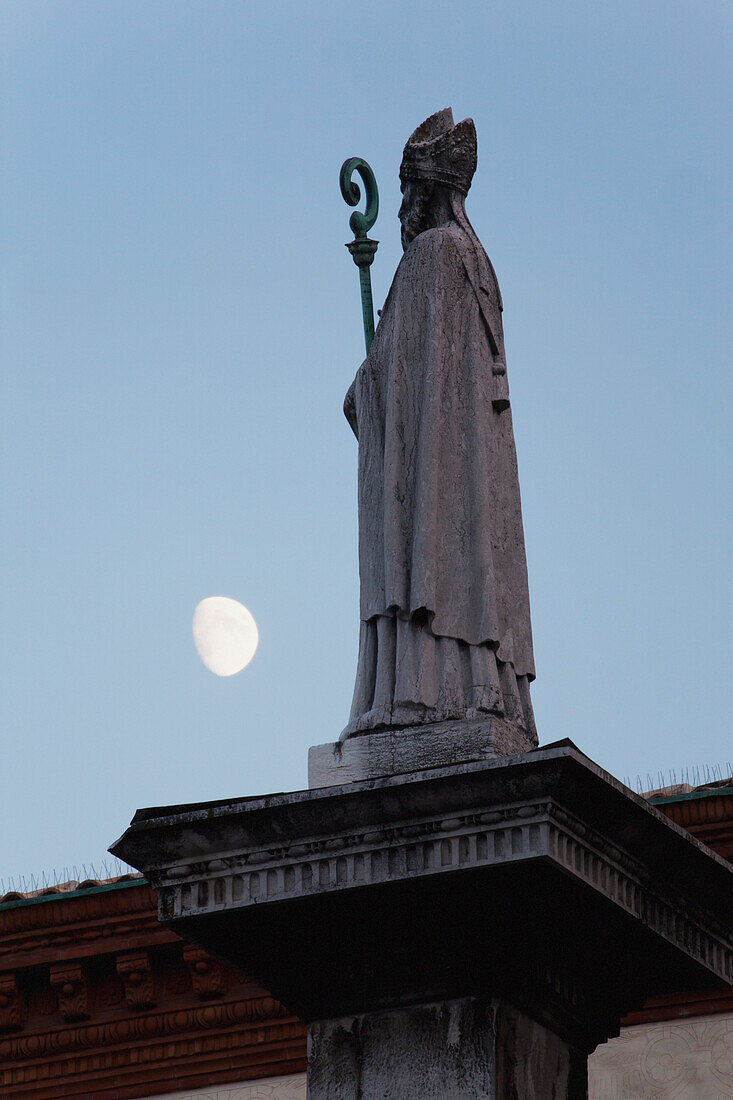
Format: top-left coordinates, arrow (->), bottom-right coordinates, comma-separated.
0,873 -> 143,909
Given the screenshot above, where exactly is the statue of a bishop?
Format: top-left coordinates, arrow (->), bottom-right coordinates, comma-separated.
343,109 -> 536,748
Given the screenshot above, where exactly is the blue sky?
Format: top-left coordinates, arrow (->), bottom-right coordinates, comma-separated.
2,0 -> 731,882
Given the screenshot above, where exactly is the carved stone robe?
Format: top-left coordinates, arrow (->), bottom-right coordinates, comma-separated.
343,220 -> 535,740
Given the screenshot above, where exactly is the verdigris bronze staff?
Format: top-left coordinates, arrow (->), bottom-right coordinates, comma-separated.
339,157 -> 379,353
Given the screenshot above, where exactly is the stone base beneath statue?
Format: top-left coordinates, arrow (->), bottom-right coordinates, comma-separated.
111,741 -> 732,1095
308,716 -> 532,788
308,997 -> 587,1100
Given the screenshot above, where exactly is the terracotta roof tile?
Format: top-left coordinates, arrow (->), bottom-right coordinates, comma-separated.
0,872 -> 143,906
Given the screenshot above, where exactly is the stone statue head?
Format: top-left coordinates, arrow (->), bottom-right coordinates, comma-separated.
398,108 -> 478,249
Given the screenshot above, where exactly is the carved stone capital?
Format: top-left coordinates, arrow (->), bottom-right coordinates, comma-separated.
49,963 -> 89,1022
183,944 -> 225,1000
116,951 -> 155,1010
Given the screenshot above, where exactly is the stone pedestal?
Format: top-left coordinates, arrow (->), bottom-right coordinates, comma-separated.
111,742 -> 732,1099
308,998 -> 587,1100
308,716 -> 532,788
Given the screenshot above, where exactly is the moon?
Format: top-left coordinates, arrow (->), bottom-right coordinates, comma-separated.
192,597 -> 259,676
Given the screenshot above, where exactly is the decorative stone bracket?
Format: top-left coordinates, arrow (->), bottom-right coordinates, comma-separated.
49,963 -> 89,1023
116,951 -> 155,1010
183,944 -> 225,1000
0,974 -> 24,1032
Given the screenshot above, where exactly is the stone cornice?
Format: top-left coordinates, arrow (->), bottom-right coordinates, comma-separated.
115,745 -> 732,905
0,881 -> 306,1099
116,748 -> 731,997
0,882 -> 181,971
152,795 -> 730,989
1,1024 -> 305,1100
112,745 -> 732,1053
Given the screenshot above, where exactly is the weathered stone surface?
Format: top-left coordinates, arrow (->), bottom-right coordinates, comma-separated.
308,715 -> 530,788
589,1012 -> 733,1099
156,1075 -> 307,1100
497,1003 -> 587,1100
308,998 -> 585,1100
308,999 -> 498,1100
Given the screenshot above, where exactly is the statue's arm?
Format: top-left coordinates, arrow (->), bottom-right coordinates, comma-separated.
344,378 -> 358,440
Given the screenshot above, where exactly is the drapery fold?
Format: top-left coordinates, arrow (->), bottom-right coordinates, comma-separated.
343,612 -> 536,740
349,224 -> 534,677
